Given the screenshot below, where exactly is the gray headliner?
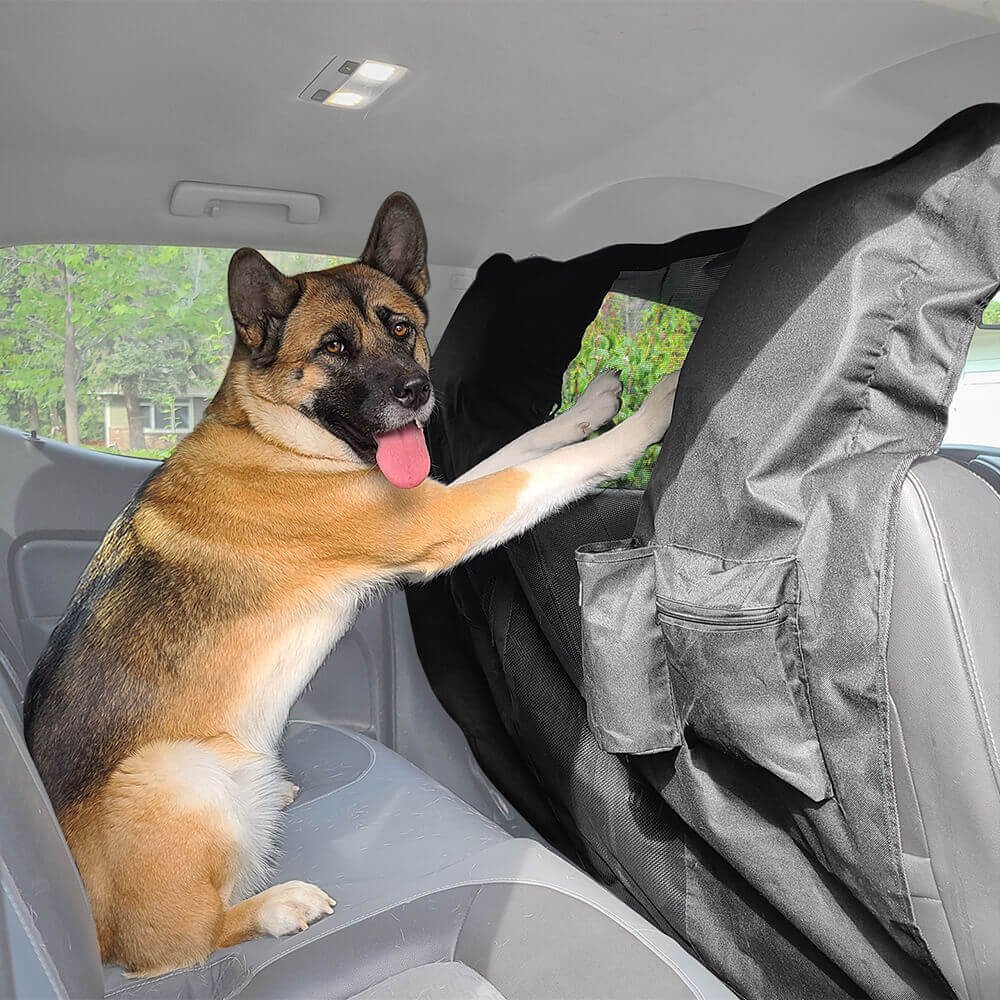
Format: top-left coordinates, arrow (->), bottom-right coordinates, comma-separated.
2,1 -> 1000,270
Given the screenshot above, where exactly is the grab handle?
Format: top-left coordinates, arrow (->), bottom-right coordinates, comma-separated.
169,181 -> 322,224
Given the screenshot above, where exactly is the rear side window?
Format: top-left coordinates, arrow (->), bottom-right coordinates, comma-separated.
559,291 -> 699,489
0,245 -> 348,458
563,290 -> 1000,488
944,295 -> 1000,449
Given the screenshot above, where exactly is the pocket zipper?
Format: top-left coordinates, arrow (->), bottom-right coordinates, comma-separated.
656,598 -> 784,630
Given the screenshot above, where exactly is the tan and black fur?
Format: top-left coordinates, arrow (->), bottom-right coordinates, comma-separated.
23,192 -> 679,976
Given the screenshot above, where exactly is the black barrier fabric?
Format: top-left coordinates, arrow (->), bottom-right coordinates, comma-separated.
582,104 -> 1000,998
407,230 -> 748,892
408,106 -> 1000,999
424,229 -> 749,482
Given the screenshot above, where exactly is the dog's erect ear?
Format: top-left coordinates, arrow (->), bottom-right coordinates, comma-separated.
360,192 -> 430,298
228,248 -> 302,356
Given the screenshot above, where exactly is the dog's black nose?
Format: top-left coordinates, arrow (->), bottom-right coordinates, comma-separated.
391,373 -> 431,409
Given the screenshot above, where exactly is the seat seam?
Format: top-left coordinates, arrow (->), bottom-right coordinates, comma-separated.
890,713 -> 955,951
910,474 -> 1000,792
0,854 -> 69,999
888,695 -> 932,862
0,647 -> 24,700
452,883 -> 486,963
282,721 -> 376,807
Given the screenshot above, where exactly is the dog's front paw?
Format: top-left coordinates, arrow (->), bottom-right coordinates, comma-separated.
257,881 -> 336,937
635,370 -> 681,445
280,780 -> 300,808
568,369 -> 623,436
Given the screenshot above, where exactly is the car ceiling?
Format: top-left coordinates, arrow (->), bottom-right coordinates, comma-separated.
1,0 -> 1000,270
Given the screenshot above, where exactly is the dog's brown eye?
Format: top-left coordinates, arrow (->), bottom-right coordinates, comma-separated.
392,321 -> 410,338
324,340 -> 345,355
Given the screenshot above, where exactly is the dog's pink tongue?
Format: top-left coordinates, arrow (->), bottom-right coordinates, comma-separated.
375,422 -> 430,489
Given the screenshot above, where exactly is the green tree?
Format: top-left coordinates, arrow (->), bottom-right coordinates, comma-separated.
84,245 -> 231,451
559,292 -> 699,488
982,296 -> 1000,327
0,244 -> 350,453
0,245 -> 96,443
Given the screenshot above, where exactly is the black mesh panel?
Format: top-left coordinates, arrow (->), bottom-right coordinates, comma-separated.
488,562 -> 688,935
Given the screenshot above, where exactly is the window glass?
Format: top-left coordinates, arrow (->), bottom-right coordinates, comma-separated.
559,291 -> 700,489
0,245 -> 350,458
153,403 -> 174,431
944,295 -> 1000,449
173,403 -> 192,432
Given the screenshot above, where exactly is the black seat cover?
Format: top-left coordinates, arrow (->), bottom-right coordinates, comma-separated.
410,105 -> 1000,1000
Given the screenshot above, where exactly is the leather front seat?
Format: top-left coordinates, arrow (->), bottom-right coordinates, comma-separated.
887,456 -> 1000,1000
968,454 -> 1000,495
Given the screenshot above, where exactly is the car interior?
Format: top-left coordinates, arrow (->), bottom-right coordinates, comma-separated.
1,3 -> 999,1000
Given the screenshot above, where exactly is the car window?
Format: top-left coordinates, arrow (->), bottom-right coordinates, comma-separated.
559,290 -> 699,489
943,294 -> 1000,450
0,245 -> 349,458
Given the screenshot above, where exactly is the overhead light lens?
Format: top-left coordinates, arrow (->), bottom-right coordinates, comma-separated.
356,60 -> 399,83
319,59 -> 408,111
325,90 -> 365,108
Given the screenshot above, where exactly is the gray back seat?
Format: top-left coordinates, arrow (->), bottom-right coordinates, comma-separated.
0,426 -> 738,998
0,645 -> 738,1000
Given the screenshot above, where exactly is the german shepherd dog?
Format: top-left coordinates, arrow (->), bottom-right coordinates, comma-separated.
23,193 -> 679,977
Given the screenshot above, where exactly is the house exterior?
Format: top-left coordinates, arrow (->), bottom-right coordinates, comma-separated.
99,388 -> 212,451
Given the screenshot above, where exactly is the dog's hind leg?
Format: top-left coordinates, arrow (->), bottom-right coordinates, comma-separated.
70,739 -> 334,977
453,368 -> 625,484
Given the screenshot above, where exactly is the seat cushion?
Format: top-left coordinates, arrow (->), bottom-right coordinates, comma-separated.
349,962 -> 507,1000
102,721 -> 738,1000
104,722 -> 510,1000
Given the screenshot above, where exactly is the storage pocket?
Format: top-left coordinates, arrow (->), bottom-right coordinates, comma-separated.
654,548 -> 831,802
576,540 -> 681,755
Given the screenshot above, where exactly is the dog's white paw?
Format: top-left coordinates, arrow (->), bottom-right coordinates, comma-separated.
280,780 -> 300,808
257,881 -> 335,937
635,369 -> 681,445
568,369 -> 623,436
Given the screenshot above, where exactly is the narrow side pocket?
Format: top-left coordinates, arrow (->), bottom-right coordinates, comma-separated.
576,540 -> 681,755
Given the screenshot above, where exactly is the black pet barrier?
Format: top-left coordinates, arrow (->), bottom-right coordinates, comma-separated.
409,105 -> 1000,999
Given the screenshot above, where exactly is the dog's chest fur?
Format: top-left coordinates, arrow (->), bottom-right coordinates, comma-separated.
230,586 -> 368,754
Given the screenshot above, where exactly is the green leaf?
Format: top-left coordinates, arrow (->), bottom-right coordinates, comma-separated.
557,291 -> 700,489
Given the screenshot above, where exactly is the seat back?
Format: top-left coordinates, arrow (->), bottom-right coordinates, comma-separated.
968,454 -> 1000,494
0,657 -> 105,999
887,456 -> 1000,1000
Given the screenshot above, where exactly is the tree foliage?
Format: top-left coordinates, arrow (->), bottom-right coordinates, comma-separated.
559,292 -> 700,488
982,296 -> 1000,326
0,245 -> 346,450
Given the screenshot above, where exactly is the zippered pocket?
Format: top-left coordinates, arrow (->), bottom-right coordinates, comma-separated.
655,548 -> 832,802
656,598 -> 785,631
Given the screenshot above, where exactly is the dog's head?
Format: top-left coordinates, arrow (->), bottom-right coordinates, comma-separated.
227,192 -> 433,488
